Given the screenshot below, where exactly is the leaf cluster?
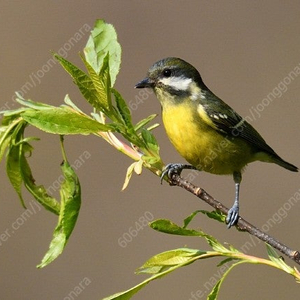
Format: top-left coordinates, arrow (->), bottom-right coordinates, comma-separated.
0,19 -> 163,268
104,211 -> 300,300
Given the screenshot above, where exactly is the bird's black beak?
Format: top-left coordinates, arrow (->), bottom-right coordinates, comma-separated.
134,77 -> 154,89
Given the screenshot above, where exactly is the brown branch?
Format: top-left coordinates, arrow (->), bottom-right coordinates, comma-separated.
169,173 -> 300,265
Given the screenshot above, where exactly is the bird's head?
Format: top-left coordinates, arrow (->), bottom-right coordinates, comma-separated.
135,57 -> 206,105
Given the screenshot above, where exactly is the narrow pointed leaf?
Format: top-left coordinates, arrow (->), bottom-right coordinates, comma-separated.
183,210 -> 203,228
102,256 -> 202,300
20,143 -> 60,215
141,129 -> 159,155
37,160 -> 81,268
122,162 -> 137,190
199,210 -> 226,223
101,283 -> 145,300
207,261 -> 246,300
54,54 -> 106,111
0,118 -> 24,162
207,279 -> 222,300
150,219 -> 205,236
59,160 -> 81,237
6,144 -> 25,208
15,95 -> 55,110
0,127 -> 12,163
266,244 -> 294,273
205,236 -> 229,253
21,107 -> 113,135
134,114 -> 157,132
63,94 -> 84,113
217,257 -> 236,267
137,248 -> 203,274
146,123 -> 159,131
112,88 -> 133,130
81,54 -> 112,113
0,107 -> 28,117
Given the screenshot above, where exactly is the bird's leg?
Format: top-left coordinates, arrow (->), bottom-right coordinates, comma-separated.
160,163 -> 198,185
226,171 -> 242,228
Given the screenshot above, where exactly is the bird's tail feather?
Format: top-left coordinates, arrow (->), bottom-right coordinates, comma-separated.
272,155 -> 298,172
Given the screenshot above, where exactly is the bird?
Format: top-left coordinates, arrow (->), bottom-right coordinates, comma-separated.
135,57 -> 298,228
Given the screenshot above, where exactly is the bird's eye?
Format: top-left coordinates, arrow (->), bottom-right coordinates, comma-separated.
163,69 -> 172,77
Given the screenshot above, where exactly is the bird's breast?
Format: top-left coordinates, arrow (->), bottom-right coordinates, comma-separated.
162,102 -> 253,174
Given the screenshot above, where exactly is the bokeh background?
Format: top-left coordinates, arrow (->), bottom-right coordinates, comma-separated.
0,1 -> 300,299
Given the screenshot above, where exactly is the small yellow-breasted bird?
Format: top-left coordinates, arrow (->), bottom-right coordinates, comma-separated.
135,57 -> 298,228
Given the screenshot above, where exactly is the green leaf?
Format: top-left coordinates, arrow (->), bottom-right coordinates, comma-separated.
37,159 -> 81,268
59,160 -> 81,237
54,54 -> 106,112
141,129 -> 159,153
98,53 -> 112,111
150,219 -> 205,236
63,94 -> 84,113
19,143 -> 60,215
139,128 -> 161,166
102,252 -> 203,300
84,19 -> 121,86
137,248 -> 203,274
21,107 -> 113,135
0,126 -> 12,163
0,107 -> 28,117
134,114 -> 157,132
81,53 -> 113,113
205,235 -> 229,253
207,261 -> 246,300
207,279 -> 222,300
140,155 -> 160,165
102,284 -> 145,300
112,88 -> 133,130
0,118 -> 25,163
182,212 -> 229,252
146,123 -> 159,131
151,218 -> 228,253
15,94 -> 55,110
2,119 -> 50,210
266,244 -> 294,273
183,210 -> 203,228
6,144 -> 26,208
199,210 -> 226,224
217,257 -> 236,267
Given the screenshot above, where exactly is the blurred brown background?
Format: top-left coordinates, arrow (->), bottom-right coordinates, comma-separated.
0,1 -> 299,299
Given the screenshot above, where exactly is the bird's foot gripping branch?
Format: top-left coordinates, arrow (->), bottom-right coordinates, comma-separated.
0,19 -> 299,300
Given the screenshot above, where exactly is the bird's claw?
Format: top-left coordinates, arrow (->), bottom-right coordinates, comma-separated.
160,163 -> 186,185
226,205 -> 239,228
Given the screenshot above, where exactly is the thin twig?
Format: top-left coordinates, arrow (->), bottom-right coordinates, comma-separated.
169,173 -> 300,265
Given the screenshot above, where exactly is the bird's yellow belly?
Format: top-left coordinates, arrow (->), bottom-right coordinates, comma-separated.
162,103 -> 253,175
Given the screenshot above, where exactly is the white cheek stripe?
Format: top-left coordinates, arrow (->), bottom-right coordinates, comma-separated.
160,76 -> 192,91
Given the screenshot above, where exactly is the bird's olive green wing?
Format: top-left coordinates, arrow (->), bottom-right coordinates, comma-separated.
200,90 -> 277,156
